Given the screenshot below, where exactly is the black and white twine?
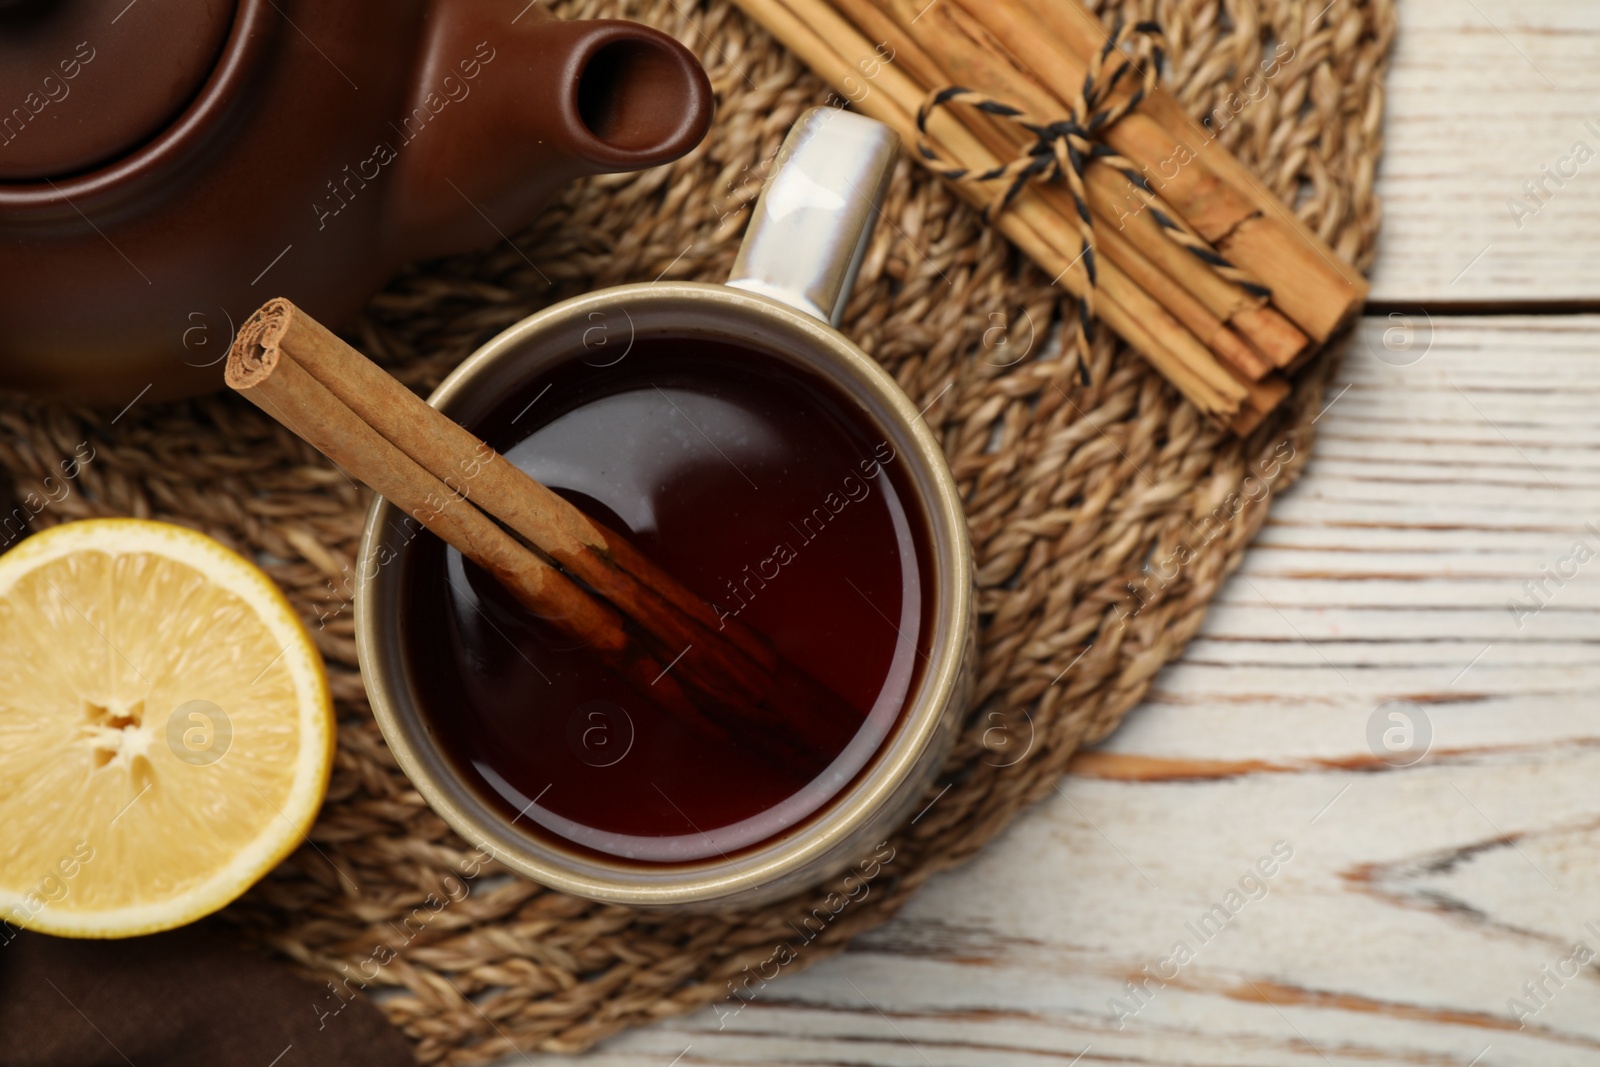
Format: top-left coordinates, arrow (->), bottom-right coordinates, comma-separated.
914,19 -> 1271,382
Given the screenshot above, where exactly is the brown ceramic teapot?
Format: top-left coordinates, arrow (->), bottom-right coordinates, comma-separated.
0,0 -> 712,404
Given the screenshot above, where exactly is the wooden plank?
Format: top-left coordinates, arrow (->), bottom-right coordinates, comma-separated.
1371,1 -> 1600,303
490,316 -> 1600,1066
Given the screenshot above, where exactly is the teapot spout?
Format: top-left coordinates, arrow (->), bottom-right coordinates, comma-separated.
389,3 -> 712,259
562,20 -> 714,168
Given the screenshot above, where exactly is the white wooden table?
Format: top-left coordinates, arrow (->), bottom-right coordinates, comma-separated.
507,4 -> 1600,1064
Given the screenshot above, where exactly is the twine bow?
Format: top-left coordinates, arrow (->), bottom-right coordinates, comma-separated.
914,19 -> 1271,382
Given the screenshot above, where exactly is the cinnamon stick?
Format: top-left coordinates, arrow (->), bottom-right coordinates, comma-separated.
1081,165 -> 1311,369
1233,371 -> 1292,436
972,0 -> 1367,340
1093,219 -> 1272,381
227,300 -> 865,778
864,0 -> 1287,378
736,0 -> 1252,421
1034,0 -> 1369,293
730,0 -> 1366,434
251,301 -> 779,675
863,0 -> 1310,369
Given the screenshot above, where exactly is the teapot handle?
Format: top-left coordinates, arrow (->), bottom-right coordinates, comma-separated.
727,108 -> 899,327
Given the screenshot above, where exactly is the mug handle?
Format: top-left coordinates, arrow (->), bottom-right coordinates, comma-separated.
727,107 -> 899,327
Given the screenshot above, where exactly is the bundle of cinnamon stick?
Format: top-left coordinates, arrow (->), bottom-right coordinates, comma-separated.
728,0 -> 1368,433
226,299 -> 861,778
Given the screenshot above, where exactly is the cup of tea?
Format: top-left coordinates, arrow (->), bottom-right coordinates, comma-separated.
356,108 -> 973,908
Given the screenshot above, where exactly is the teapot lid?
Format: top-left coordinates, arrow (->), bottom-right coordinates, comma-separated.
0,0 -> 235,181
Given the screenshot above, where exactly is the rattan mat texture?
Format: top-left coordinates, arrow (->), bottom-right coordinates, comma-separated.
0,0 -> 1394,1060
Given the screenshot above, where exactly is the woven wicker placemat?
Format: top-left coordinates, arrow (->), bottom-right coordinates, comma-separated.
0,0 -> 1393,1060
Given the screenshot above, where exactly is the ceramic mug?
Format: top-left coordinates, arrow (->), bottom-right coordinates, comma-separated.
356,108 -> 973,908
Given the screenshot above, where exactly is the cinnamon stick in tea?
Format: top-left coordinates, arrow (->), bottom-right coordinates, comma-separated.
226,299 -> 865,778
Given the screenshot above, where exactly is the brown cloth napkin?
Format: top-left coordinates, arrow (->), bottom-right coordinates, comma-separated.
0,923 -> 416,1067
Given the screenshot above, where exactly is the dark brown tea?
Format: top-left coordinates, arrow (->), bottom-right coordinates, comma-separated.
401,337 -> 933,862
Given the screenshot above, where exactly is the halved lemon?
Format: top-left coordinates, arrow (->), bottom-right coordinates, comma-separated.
0,519 -> 333,938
